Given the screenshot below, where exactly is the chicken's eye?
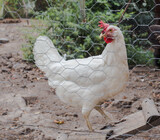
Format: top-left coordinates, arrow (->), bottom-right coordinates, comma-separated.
109,29 -> 112,32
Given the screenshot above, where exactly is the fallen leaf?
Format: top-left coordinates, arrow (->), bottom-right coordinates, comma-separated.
54,120 -> 64,124
123,96 -> 127,99
104,101 -> 112,104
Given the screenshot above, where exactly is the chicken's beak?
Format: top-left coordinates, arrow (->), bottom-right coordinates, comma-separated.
99,33 -> 105,39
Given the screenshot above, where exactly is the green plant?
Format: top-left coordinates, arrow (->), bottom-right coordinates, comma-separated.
22,35 -> 36,61
21,46 -> 34,61
22,0 -> 154,67
1,0 -> 35,18
127,45 -> 154,67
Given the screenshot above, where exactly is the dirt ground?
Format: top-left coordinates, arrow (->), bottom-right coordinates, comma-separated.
0,20 -> 160,140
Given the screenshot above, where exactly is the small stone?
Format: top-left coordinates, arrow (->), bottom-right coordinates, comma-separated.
13,63 -> 27,70
2,112 -> 7,115
15,95 -> 27,109
6,62 -> 13,68
24,66 -> 32,71
9,58 -> 15,62
137,105 -> 142,110
0,38 -> 9,43
22,96 -> 38,106
73,114 -> 78,117
1,67 -> 9,72
6,53 -> 12,59
21,85 -> 27,88
132,96 -> 140,102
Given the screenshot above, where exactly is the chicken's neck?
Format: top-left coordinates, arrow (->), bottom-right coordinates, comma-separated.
102,34 -> 128,66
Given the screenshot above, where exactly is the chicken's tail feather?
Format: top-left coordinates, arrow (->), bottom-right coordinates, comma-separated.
33,36 -> 63,72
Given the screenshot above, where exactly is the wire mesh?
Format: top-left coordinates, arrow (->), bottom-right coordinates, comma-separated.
0,0 -> 160,139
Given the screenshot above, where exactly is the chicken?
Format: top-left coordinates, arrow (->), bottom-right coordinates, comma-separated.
33,21 -> 129,131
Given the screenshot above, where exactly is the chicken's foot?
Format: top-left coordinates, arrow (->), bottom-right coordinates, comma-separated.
94,106 -> 111,123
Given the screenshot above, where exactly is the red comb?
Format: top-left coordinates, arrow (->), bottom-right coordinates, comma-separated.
98,20 -> 109,29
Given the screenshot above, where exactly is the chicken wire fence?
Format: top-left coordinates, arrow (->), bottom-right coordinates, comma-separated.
0,0 -> 160,139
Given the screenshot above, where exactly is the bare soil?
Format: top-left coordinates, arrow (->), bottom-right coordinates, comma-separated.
0,20 -> 160,140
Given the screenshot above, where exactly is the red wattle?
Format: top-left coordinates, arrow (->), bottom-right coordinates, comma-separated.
104,37 -> 113,44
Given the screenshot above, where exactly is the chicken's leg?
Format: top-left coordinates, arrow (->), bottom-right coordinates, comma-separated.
94,106 -> 111,123
82,108 -> 93,131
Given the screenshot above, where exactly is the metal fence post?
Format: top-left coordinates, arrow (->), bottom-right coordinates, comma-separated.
0,0 -> 4,19
79,0 -> 86,22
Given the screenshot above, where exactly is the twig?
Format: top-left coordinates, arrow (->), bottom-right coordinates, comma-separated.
118,0 -> 132,25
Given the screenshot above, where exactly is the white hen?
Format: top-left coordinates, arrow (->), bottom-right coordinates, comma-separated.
33,21 -> 129,131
